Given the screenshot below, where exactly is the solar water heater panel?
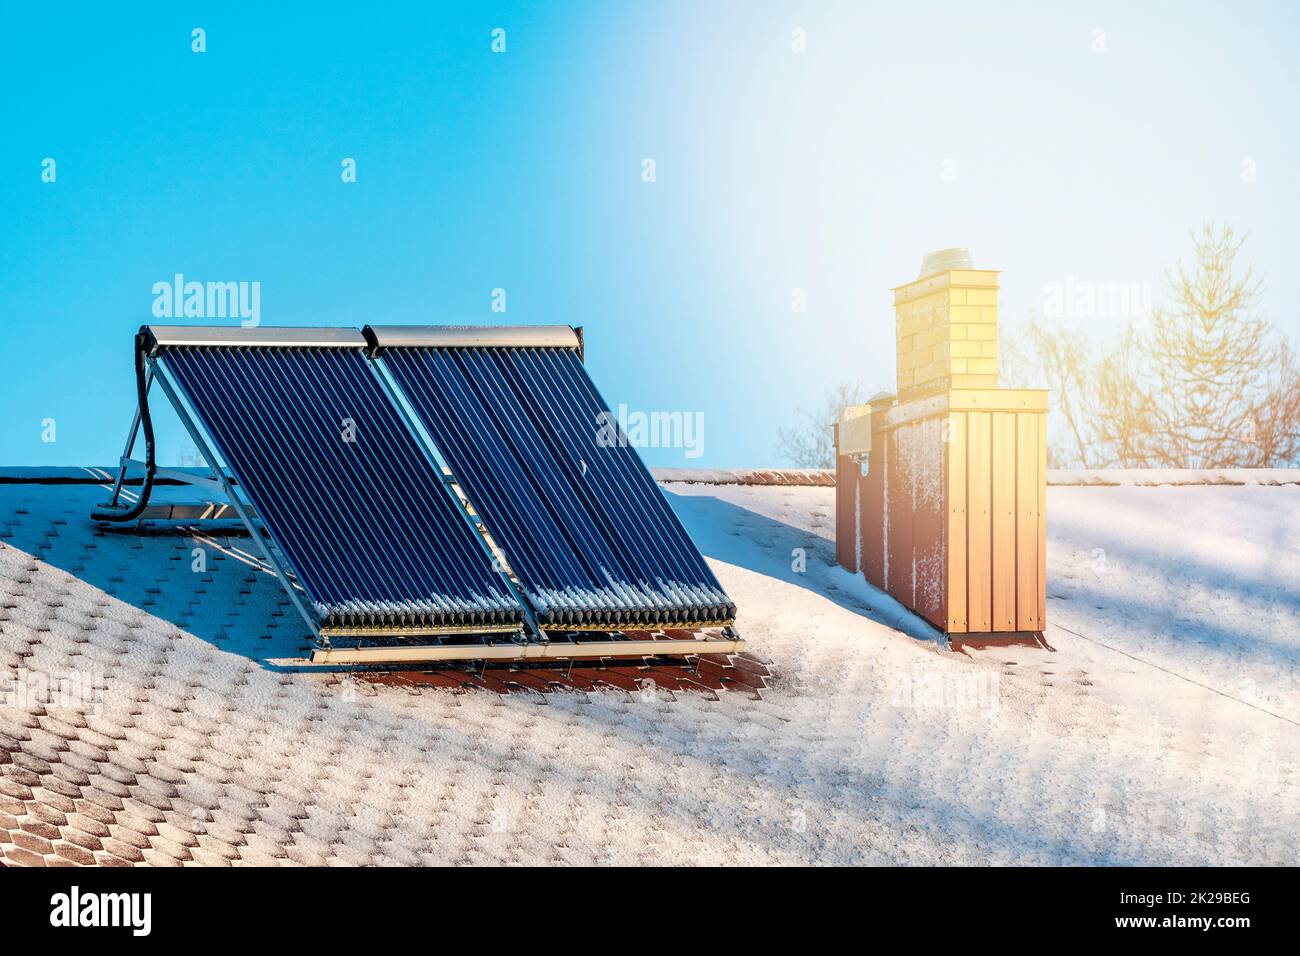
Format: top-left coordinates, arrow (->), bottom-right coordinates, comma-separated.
160,346 -> 524,633
378,342 -> 735,628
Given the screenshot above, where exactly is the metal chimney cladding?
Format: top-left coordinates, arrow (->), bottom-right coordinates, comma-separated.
157,340 -> 524,633
371,327 -> 735,629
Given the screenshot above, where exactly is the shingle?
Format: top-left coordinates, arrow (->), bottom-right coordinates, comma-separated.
20,818 -> 62,841
106,824 -> 151,851
0,777 -> 34,802
54,841 -> 96,866
98,837 -> 145,863
4,846 -> 46,867
59,828 -> 103,853
11,829 -> 55,856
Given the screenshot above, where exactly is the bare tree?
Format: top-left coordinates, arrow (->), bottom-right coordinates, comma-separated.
1249,339 -> 1300,466
1090,324 -> 1163,468
1001,314 -> 1106,468
776,382 -> 869,468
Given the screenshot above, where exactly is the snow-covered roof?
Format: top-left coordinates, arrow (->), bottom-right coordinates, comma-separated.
2,468 -> 1298,865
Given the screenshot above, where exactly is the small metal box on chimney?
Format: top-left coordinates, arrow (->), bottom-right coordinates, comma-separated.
835,250 -> 1049,638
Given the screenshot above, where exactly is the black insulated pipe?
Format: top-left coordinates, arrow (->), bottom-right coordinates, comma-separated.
92,330 -> 157,523
360,324 -> 383,358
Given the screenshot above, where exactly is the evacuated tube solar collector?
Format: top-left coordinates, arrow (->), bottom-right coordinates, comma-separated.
367,324 -> 735,631
94,323 -> 738,663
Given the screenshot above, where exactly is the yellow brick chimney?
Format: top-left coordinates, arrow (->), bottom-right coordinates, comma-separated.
893,247 -> 1000,398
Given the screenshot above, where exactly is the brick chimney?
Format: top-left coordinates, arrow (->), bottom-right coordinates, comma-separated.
893,248 -> 1000,399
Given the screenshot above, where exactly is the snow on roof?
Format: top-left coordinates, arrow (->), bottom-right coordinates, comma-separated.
1048,468 -> 1300,486
1,469 -> 1298,865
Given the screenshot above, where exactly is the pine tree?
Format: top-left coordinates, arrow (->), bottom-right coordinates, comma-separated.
1143,224 -> 1282,468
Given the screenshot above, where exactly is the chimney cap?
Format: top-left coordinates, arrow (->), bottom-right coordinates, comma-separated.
918,247 -> 974,279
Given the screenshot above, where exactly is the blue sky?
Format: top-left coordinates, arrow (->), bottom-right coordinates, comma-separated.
4,1 -> 1298,467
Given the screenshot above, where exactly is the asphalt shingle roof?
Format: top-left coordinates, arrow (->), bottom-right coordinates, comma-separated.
0,479 -> 768,866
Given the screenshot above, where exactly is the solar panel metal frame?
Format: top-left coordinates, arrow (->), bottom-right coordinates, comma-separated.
145,326 -> 368,350
366,324 -> 582,351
